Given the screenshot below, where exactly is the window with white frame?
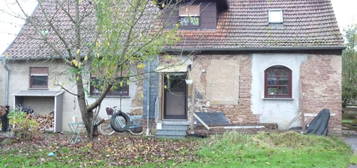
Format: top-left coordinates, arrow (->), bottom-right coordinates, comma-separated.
268,9 -> 283,23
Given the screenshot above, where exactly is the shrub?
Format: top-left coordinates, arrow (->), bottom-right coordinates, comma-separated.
8,109 -> 39,140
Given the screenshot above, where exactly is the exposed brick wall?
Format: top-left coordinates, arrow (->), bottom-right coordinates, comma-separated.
300,55 -> 342,133
209,56 -> 258,123
191,55 -> 258,124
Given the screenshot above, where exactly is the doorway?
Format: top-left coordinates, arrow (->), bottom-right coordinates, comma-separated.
163,73 -> 187,119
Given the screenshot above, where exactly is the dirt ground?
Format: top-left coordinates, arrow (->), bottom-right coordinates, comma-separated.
0,133 -> 200,167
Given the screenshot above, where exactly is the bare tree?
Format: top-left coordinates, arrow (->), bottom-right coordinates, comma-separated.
13,0 -> 179,138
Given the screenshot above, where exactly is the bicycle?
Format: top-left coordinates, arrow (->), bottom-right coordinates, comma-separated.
97,108 -> 115,136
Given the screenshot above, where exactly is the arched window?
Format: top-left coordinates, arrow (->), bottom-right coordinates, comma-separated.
264,66 -> 292,98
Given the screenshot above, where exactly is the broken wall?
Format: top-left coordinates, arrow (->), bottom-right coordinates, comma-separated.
190,54 -> 258,124
300,54 -> 342,133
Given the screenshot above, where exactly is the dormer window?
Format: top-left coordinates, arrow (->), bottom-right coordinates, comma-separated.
268,9 -> 283,24
179,5 -> 200,27
163,2 -> 217,30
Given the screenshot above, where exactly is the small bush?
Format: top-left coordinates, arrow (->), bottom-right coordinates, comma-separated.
8,109 -> 39,140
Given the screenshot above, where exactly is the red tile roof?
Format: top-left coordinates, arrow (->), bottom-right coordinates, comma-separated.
3,0 -> 344,59
169,0 -> 344,51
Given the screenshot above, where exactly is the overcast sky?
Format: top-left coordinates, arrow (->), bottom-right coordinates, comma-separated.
0,0 -> 356,54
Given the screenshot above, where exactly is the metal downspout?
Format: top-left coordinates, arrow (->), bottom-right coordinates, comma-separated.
146,61 -> 151,136
3,58 -> 10,105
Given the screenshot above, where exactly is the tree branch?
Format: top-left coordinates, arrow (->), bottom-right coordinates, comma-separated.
58,84 -> 78,96
87,84 -> 112,112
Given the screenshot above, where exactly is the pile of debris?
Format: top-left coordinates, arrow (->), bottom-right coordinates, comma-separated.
28,112 -> 54,132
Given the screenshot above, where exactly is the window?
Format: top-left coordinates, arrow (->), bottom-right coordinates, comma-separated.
30,67 -> 48,89
268,9 -> 283,23
264,66 -> 292,98
90,77 -> 129,97
179,5 -> 200,27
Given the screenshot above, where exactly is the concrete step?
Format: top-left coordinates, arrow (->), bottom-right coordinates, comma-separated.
156,129 -> 187,136
155,120 -> 189,138
162,120 -> 189,125
161,124 -> 188,131
156,134 -> 185,139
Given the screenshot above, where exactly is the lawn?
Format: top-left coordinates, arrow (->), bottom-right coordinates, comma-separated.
173,132 -> 352,168
0,132 -> 353,168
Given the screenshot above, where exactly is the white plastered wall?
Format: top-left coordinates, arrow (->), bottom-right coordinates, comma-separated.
7,60 -> 137,131
0,61 -> 5,105
251,54 -> 307,130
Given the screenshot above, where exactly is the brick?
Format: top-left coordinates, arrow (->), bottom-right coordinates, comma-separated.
300,55 -> 342,133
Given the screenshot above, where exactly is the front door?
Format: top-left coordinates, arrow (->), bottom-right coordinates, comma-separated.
163,73 -> 187,119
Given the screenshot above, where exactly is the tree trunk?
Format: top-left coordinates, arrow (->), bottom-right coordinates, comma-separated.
75,73 -> 94,138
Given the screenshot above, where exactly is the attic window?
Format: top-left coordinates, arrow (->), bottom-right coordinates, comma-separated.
268,9 -> 283,23
179,5 -> 200,27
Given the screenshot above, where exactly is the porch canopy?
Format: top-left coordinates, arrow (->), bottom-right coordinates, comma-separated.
155,59 -> 191,72
14,90 -> 64,132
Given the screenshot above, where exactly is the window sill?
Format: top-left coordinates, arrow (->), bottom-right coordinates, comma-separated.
28,88 -> 49,90
89,95 -> 131,99
262,98 -> 294,101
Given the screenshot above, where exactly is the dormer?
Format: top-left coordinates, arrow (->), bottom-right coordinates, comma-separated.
160,0 -> 228,30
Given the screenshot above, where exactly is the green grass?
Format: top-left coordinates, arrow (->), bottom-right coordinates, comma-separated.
0,147 -> 106,168
351,154 -> 357,165
343,119 -> 354,124
163,132 -> 352,168
0,132 -> 353,168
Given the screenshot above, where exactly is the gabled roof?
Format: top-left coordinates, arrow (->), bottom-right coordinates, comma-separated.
2,0 -> 96,60
169,0 -> 344,51
3,0 -> 344,60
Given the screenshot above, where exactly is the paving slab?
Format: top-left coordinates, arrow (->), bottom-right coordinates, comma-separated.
345,136 -> 357,153
344,136 -> 357,168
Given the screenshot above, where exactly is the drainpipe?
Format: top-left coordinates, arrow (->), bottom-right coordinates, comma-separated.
4,59 -> 10,106
2,57 -> 10,105
145,61 -> 151,136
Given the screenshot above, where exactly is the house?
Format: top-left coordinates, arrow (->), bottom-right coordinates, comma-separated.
1,0 -> 343,136
146,0 -> 344,137
0,1 -> 144,132
0,57 -> 5,105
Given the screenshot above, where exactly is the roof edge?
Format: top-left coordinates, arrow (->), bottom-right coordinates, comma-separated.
163,46 -> 346,52
4,56 -> 65,61
4,46 -> 345,61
